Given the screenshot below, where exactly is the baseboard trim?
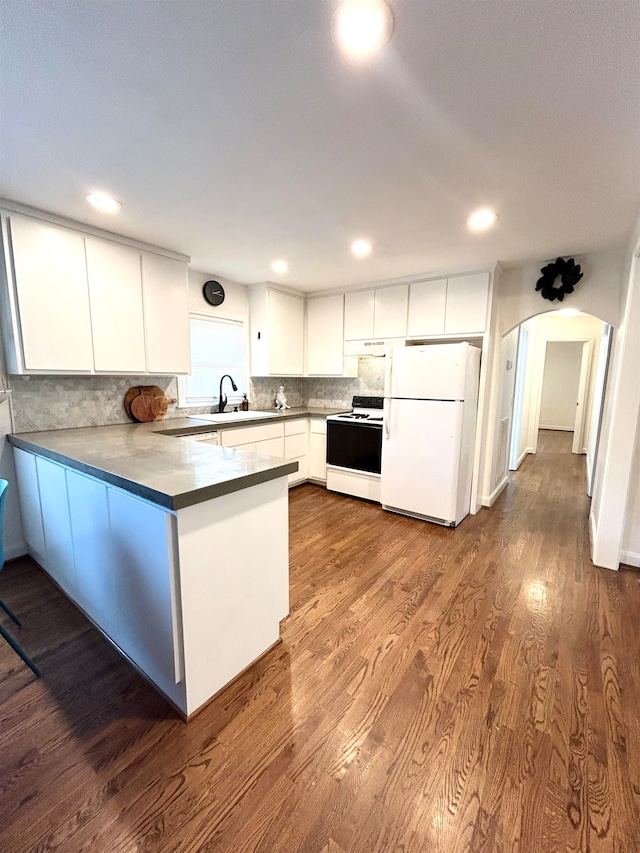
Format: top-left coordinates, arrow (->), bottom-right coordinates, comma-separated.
482,475 -> 509,508
589,511 -> 597,563
620,550 -> 640,569
511,447 -> 534,471
4,542 -> 28,560
539,425 -> 574,432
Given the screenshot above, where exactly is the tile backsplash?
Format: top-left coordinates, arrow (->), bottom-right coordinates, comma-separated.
8,358 -> 386,432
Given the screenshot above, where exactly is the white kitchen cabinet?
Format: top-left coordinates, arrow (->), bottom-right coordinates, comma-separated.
344,290 -> 375,340
7,214 -> 94,371
12,448 -> 46,561
374,285 -> 408,339
36,456 -> 77,597
65,469 -> 117,638
309,419 -> 328,482
0,207 -> 191,376
249,285 -> 305,376
445,272 -> 489,334
142,253 -> 191,374
85,238 -> 146,373
107,488 -> 182,693
407,278 -> 447,337
220,422 -> 284,448
284,419 -> 308,485
306,294 -> 345,375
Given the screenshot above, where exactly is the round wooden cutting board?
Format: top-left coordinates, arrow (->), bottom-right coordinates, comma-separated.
125,386 -> 175,422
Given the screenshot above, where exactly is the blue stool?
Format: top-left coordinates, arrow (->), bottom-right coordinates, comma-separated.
0,479 -> 41,678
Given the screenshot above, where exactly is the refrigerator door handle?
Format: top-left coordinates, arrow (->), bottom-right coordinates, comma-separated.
385,349 -> 393,398
385,398 -> 391,439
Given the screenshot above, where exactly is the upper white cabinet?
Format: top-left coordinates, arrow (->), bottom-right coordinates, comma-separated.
444,272 -> 489,334
85,238 -> 146,373
249,285 -> 304,376
0,208 -> 191,375
344,285 -> 408,343
306,294 -> 345,376
407,272 -> 490,338
408,278 -> 447,337
141,253 -> 190,374
344,290 -> 375,340
7,215 -> 94,371
373,284 -> 408,339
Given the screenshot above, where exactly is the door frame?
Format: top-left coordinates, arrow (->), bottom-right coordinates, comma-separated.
533,338 -> 593,453
508,325 -> 529,470
571,340 -> 593,454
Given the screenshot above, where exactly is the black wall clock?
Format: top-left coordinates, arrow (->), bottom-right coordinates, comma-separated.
203,280 -> 225,306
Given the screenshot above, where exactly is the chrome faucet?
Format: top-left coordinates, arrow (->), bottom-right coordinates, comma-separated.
218,374 -> 238,413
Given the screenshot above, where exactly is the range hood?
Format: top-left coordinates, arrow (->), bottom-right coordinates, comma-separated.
344,338 -> 406,357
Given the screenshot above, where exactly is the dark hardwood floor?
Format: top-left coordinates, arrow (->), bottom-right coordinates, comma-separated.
1,430 -> 639,852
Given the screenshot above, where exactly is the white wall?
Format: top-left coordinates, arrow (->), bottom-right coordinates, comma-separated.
539,341 -> 583,430
497,248 -> 624,336
188,270 -> 249,321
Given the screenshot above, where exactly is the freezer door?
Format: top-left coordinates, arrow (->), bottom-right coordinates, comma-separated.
386,343 -> 469,400
381,398 -> 464,524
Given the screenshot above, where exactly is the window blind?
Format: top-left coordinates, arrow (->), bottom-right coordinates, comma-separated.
181,316 -> 245,405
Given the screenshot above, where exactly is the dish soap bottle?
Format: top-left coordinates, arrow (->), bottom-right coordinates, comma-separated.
241,393 -> 249,411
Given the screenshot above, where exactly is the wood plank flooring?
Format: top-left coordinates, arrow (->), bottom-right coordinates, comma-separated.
1,429 -> 639,852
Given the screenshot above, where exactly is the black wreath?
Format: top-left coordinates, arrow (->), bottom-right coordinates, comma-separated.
535,257 -> 583,302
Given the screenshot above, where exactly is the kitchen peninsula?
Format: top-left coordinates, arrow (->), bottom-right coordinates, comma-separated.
8,412 -> 324,718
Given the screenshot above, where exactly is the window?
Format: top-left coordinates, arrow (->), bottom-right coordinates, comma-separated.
179,315 -> 246,407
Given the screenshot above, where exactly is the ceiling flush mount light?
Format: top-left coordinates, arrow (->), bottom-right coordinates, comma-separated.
271,260 -> 290,274
467,209 -> 498,232
557,308 -> 580,318
333,0 -> 393,61
86,192 -> 122,213
351,239 -> 373,257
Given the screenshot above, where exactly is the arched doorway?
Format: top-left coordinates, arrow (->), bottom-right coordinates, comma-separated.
492,309 -> 612,505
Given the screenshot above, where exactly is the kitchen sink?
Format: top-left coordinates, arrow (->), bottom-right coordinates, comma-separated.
187,411 -> 275,423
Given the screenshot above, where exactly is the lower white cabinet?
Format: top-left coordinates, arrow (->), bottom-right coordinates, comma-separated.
66,469 -> 116,639
284,419 -> 308,485
220,419 -> 314,486
309,419 -> 327,482
13,444 -> 293,717
12,448 -> 46,560
107,487 -> 181,691
36,456 -> 76,598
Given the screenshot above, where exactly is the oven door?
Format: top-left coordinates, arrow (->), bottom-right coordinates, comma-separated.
326,420 -> 382,474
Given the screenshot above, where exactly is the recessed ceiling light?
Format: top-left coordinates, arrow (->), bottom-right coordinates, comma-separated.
351,239 -> 373,257
333,0 -> 393,60
557,308 -> 580,318
86,192 -> 122,213
467,209 -> 498,232
271,260 -> 290,274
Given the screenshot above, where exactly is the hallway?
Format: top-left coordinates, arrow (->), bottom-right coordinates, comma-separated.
0,433 -> 639,852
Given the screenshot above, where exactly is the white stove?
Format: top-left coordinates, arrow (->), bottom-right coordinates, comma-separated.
327,396 -> 384,425
326,397 -> 384,503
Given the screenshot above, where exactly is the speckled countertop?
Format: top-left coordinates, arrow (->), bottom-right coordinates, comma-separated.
9,408 -> 347,511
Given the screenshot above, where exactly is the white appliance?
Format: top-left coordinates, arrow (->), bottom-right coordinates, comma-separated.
381,342 -> 481,526
326,397 -> 384,502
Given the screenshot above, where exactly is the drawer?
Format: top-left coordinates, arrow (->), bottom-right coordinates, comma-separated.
309,418 -> 327,435
284,418 -> 308,436
220,422 -> 284,447
284,432 -> 307,459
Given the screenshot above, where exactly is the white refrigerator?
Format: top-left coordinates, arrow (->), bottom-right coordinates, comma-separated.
381,342 -> 481,527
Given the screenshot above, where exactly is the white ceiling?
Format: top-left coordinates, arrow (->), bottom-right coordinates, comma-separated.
1,1 -> 639,291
